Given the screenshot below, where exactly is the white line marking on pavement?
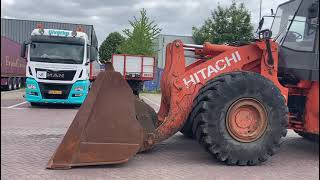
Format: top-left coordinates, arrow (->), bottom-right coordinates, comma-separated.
1,107 -> 29,110
6,101 -> 28,108
140,96 -> 160,107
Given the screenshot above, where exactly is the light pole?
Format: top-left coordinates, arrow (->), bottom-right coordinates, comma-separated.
259,0 -> 262,20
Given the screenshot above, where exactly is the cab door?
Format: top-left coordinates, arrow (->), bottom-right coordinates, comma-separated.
278,0 -> 319,81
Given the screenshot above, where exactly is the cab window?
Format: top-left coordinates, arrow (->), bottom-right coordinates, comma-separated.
282,0 -> 318,51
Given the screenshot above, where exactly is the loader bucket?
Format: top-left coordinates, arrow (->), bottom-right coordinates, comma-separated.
46,69 -> 154,169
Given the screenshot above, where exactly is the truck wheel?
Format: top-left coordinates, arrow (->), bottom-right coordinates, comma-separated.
30,102 -> 40,107
191,71 -> 288,165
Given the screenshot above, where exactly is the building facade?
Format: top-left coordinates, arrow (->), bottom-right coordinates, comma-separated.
153,34 -> 196,69
144,34 -> 196,91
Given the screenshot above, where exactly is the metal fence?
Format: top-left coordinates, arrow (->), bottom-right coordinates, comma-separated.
143,67 -> 164,92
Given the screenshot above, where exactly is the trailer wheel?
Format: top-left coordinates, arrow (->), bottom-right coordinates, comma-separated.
191,71 -> 288,165
17,78 -> 21,89
6,78 -> 13,91
127,80 -> 143,96
12,78 -> 17,90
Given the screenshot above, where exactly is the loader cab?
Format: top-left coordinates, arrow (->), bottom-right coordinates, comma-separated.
271,0 -> 319,82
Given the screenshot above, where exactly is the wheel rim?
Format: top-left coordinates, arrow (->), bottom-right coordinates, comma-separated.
226,98 -> 268,142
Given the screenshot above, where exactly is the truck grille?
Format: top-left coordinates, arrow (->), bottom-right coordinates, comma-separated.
38,83 -> 72,99
35,68 -> 76,81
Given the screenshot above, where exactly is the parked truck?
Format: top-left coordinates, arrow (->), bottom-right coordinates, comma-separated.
1,36 -> 26,90
21,24 -> 101,105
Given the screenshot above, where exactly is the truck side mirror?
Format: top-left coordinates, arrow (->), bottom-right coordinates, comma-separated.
20,41 -> 26,58
258,17 -> 264,31
90,46 -> 97,62
271,9 -> 274,16
308,3 -> 319,19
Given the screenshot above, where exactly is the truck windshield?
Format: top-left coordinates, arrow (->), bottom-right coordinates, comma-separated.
30,42 -> 84,64
271,0 -> 302,43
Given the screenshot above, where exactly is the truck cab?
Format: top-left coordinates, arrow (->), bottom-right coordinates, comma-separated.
21,25 -> 99,105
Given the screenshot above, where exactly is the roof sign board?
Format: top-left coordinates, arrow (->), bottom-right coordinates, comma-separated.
48,29 -> 70,37
31,29 -> 89,40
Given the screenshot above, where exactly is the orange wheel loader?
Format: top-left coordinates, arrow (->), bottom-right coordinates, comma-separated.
47,0 -> 319,169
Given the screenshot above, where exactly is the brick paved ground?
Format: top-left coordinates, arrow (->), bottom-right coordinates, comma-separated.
1,90 -> 319,180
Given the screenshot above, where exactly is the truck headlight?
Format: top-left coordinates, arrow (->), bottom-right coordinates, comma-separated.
27,84 -> 36,89
74,86 -> 84,91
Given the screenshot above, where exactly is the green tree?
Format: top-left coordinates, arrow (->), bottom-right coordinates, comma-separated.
99,32 -> 125,63
192,2 -> 253,45
118,8 -> 161,56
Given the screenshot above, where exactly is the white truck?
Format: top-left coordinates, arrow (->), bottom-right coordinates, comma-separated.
21,25 -> 102,105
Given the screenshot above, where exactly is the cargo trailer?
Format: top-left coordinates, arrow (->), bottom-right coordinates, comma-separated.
1,36 -> 26,90
112,54 -> 155,95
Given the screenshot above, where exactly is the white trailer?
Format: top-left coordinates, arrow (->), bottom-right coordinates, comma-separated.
112,54 -> 155,95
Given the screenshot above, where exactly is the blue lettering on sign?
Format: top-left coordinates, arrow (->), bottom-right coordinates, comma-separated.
48,30 -> 70,37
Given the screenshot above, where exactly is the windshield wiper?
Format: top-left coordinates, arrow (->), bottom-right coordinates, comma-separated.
31,57 -> 53,62
57,59 -> 81,64
31,57 -> 81,64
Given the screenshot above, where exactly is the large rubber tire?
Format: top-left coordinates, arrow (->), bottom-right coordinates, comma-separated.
191,71 -> 288,165
180,117 -> 194,138
295,131 -> 319,142
180,102 -> 199,138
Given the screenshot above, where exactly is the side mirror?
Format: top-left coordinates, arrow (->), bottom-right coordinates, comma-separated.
20,41 -> 26,58
89,46 -> 97,62
258,17 -> 264,31
271,9 -> 274,16
308,3 -> 319,19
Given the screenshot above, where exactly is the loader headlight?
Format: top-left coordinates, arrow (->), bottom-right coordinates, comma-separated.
27,84 -> 36,89
74,86 -> 84,91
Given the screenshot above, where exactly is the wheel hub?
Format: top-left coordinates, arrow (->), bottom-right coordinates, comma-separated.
226,98 -> 267,142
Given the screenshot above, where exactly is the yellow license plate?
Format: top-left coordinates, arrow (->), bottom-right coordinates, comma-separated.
48,90 -> 62,95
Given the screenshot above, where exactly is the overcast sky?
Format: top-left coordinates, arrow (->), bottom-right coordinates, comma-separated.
2,0 -> 288,45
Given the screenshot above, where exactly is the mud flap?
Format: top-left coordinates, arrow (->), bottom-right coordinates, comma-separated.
47,71 -> 144,169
